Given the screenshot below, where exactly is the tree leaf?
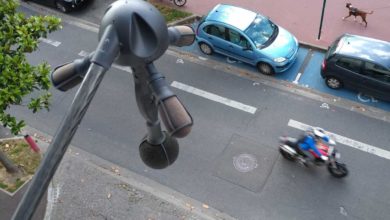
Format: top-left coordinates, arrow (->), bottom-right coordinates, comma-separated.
0,1 -> 60,135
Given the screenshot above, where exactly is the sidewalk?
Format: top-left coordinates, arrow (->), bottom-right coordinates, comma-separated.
17,127 -> 234,220
177,0 -> 390,48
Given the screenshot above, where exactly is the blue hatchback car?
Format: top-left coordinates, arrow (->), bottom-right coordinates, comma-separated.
196,4 -> 299,75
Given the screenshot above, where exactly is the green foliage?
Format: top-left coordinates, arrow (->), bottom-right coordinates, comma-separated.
0,0 -> 61,134
151,2 -> 192,23
14,178 -> 25,191
0,182 -> 7,189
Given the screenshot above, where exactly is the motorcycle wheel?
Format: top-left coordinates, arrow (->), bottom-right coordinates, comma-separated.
279,149 -> 295,161
174,0 -> 186,7
327,162 -> 348,178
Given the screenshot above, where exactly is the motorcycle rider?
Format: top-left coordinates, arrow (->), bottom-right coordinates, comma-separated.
297,127 -> 329,163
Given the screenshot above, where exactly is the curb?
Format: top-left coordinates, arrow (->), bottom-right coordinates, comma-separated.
19,126 -> 236,220
0,136 -> 37,197
12,2 -> 390,123
168,14 -> 201,26
22,0 -> 330,53
166,47 -> 390,123
170,14 -> 329,53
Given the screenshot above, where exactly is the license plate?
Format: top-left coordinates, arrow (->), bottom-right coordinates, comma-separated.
335,152 -> 341,159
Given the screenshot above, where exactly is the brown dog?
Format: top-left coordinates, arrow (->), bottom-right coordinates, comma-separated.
342,3 -> 373,27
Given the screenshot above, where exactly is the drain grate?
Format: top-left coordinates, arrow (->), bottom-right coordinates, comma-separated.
214,134 -> 278,192
233,153 -> 258,173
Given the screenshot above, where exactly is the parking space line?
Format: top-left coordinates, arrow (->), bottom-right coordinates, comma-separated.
294,48 -> 314,83
293,73 -> 302,84
171,81 -> 257,114
288,119 -> 390,160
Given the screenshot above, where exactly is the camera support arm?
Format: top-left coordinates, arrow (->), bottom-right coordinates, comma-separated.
12,0 -> 195,219
11,25 -> 120,220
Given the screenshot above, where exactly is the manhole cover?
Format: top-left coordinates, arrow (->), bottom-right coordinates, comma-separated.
233,153 -> 258,172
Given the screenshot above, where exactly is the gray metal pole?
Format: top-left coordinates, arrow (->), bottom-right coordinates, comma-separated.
11,64 -> 107,220
317,0 -> 327,40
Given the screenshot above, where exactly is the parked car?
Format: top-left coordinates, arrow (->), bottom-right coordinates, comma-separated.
321,34 -> 390,102
22,0 -> 86,13
195,4 -> 298,75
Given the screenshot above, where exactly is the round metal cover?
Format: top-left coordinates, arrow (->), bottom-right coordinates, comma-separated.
233,153 -> 258,173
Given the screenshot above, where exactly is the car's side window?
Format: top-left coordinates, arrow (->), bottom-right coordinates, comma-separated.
364,62 -> 390,83
204,25 -> 225,39
227,29 -> 249,48
335,57 -> 362,73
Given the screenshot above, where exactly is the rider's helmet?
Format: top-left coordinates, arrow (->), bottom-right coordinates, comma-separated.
312,127 -> 330,142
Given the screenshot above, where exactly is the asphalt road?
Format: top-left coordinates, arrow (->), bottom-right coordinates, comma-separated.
12,3 -> 390,220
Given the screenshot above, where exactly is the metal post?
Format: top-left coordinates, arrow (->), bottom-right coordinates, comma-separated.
317,0 -> 327,40
11,64 -> 107,220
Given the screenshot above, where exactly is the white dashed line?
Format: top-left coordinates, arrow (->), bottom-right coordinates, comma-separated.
65,20 -> 99,33
288,119 -> 390,160
79,51 -> 255,114
171,81 -> 257,114
39,38 -> 61,47
78,50 -> 89,57
78,50 -> 132,73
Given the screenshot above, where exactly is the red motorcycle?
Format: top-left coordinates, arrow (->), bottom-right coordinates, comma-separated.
279,136 -> 348,178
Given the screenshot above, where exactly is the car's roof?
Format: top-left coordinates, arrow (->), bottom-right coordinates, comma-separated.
336,34 -> 390,69
205,4 -> 257,31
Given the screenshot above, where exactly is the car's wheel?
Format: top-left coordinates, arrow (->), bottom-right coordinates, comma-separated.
199,42 -> 213,55
257,62 -> 274,75
56,1 -> 69,13
325,76 -> 343,89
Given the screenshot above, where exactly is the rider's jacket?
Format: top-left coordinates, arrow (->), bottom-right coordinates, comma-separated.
298,135 -> 322,158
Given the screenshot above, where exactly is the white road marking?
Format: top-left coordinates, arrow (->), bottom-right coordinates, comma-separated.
171,81 -> 257,114
39,37 -> 61,47
78,50 -> 132,73
357,92 -> 378,103
288,119 -> 390,160
65,20 -> 99,33
340,207 -> 348,216
320,103 -> 330,109
45,184 -> 61,220
292,73 -> 302,84
111,64 -> 132,73
80,51 -> 256,114
78,50 -> 89,57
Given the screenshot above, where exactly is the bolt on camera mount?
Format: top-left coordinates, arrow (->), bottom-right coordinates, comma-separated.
12,0 -> 195,219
